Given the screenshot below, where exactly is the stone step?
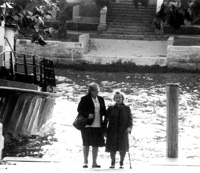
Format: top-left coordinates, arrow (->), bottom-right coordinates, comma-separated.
107,15 -> 154,20
108,7 -> 156,13
104,30 -> 155,35
107,27 -> 154,32
107,18 -> 153,23
108,6 -> 156,11
107,24 -> 153,29
112,0 -> 134,3
108,24 -> 151,29
108,21 -> 152,26
108,22 -> 152,26
108,7 -> 156,11
107,13 -> 155,18
109,3 -> 156,8
104,1 -> 157,37
107,10 -> 156,15
107,11 -> 156,17
99,33 -> 168,40
111,0 -> 157,4
109,5 -> 156,8
108,13 -> 154,17
104,31 -> 155,35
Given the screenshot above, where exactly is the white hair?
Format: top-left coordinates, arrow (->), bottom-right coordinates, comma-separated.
88,82 -> 100,93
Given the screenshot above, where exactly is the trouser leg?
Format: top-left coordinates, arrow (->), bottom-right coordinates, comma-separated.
110,151 -> 116,166
83,146 -> 89,164
119,151 -> 126,166
92,146 -> 98,164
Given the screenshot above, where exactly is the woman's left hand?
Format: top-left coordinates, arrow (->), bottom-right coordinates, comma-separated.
126,127 -> 132,134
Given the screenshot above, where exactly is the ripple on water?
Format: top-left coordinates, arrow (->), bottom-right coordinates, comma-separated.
4,70 -> 200,163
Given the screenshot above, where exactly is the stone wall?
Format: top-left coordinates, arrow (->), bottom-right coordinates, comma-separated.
167,37 -> 200,71
16,34 -> 90,63
16,39 -> 83,60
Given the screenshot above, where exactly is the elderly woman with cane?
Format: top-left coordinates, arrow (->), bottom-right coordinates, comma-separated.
106,91 -> 133,169
77,82 -> 106,168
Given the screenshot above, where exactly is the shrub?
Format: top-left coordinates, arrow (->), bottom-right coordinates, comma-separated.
191,0 -> 200,24
95,0 -> 110,9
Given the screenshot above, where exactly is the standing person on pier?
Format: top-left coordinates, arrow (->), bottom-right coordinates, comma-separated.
106,91 -> 133,169
77,82 -> 106,168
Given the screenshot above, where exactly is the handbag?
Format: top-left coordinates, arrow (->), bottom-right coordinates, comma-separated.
73,114 -> 94,130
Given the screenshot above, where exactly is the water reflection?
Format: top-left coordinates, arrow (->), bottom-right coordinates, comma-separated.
4,69 -> 200,163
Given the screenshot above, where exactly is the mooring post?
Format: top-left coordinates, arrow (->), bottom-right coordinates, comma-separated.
0,123 -> 4,160
166,83 -> 179,158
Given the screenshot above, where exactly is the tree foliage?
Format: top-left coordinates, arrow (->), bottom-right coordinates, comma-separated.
190,0 -> 200,24
0,0 -> 59,46
156,0 -> 200,30
95,0 -> 110,9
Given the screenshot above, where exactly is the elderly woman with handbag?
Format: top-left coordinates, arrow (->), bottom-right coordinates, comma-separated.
106,91 -> 133,169
77,82 -> 106,168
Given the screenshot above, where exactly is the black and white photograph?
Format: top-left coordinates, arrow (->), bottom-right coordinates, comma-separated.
0,0 -> 200,172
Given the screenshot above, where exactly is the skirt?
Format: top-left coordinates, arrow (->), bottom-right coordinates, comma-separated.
81,127 -> 105,147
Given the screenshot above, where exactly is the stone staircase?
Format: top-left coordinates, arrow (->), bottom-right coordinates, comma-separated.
102,1 -> 159,39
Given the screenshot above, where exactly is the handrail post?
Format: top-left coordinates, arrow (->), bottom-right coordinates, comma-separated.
32,55 -> 37,84
166,83 -> 179,158
9,52 -> 14,79
39,59 -> 43,85
46,60 -> 50,86
71,49 -> 74,61
51,61 -> 56,87
24,54 -> 28,76
43,58 -> 47,91
0,123 -> 4,160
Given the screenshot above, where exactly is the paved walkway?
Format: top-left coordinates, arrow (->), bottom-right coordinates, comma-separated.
1,164 -> 200,173
1,158 -> 200,173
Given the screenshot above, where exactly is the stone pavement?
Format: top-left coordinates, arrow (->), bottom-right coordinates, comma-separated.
1,158 -> 200,173
1,162 -> 200,173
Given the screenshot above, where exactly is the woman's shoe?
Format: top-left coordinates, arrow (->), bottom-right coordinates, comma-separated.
109,165 -> 115,169
120,160 -> 124,169
119,165 -> 124,169
92,163 -> 101,168
83,163 -> 88,168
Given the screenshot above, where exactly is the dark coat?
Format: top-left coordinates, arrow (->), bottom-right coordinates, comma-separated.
106,103 -> 133,152
77,94 -> 106,129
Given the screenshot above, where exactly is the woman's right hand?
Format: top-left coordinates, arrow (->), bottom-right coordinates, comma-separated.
88,114 -> 94,119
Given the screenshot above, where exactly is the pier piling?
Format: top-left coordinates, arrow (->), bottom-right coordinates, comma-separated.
0,123 -> 4,160
166,84 -> 179,158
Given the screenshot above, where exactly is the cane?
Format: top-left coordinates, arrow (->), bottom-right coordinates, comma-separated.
126,132 -> 132,169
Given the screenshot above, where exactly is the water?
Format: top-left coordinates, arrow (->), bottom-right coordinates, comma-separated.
4,69 -> 200,164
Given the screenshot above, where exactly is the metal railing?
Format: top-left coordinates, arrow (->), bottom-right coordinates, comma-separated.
1,51 -> 56,92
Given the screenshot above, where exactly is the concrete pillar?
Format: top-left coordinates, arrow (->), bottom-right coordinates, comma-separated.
97,6 -> 107,34
0,123 -> 4,160
73,5 -> 81,23
156,0 -> 163,12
